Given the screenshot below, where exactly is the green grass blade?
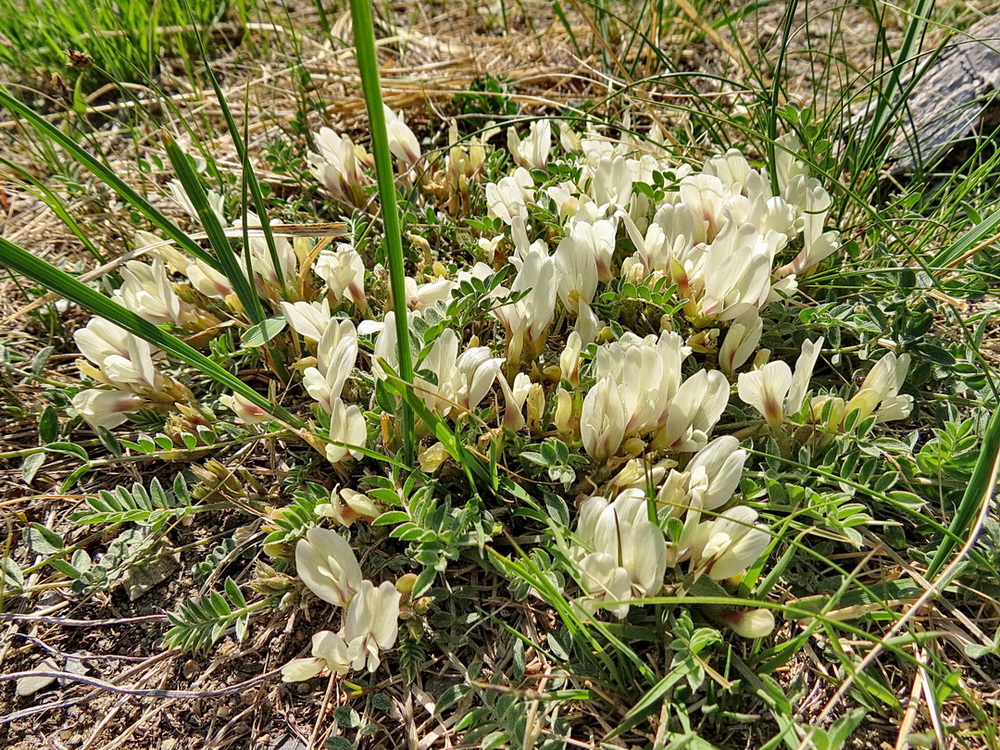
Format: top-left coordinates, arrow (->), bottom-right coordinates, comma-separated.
0,235 -> 302,428
0,156 -> 104,262
926,406 -> 1000,578
927,203 -> 1000,270
0,87 -> 222,273
162,132 -> 266,325
194,32 -> 287,294
348,0 -> 415,466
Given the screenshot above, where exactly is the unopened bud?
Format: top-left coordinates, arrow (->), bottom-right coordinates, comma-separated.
525,383 -> 545,431
722,608 -> 775,639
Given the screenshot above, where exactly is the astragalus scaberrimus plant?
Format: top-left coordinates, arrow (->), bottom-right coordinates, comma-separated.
3,51 -> 974,743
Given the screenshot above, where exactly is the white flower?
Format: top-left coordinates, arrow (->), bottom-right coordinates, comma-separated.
719,310 -> 763,377
295,527 -> 363,607
403,276 -> 454,311
686,506 -> 770,581
384,105 -> 421,169
71,389 -> 144,429
325,398 -> 367,465
219,393 -> 270,424
308,128 -> 370,207
546,181 -> 583,220
236,212 -> 298,289
485,167 -> 533,224
678,173 -> 729,244
698,221 -> 772,321
774,133 -> 810,194
314,244 -> 366,309
303,320 -> 358,413
498,371 -> 532,431
553,229 -> 599,314
844,352 -> 912,425
738,337 -> 824,427
281,299 -> 332,342
683,435 -> 748,511
281,630 -> 351,682
704,149 -> 753,189
317,488 -> 381,527
507,120 -> 551,170
135,230 -> 188,274
452,346 -> 504,413
576,552 -> 632,619
492,245 -> 556,364
574,219 -> 617,282
573,491 -> 666,617
415,329 -> 503,417
74,319 -> 163,393
559,332 -> 583,387
660,369 -> 729,452
581,377 -> 626,461
721,608 -> 775,639
558,122 -> 582,153
574,300 -> 602,344
185,259 -> 232,299
775,178 -> 840,278
589,156 -> 633,211
168,179 -> 226,225
75,318 -> 131,365
344,580 -> 401,673
113,259 -> 182,325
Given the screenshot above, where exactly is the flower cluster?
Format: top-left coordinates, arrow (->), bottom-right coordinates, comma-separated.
281,527 -> 401,680
63,105 -> 917,662
565,436 -> 774,637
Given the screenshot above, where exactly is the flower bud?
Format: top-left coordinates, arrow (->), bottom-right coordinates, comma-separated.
722,608 -> 775,639
525,383 -> 546,431
553,387 -> 574,437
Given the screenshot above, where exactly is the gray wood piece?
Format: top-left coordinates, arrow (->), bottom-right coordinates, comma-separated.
885,14 -> 1000,174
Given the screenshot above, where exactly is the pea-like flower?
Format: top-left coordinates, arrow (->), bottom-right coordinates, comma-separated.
114,258 -> 182,326
384,105 -> 421,170
738,337 -> 824,428
295,527 -> 363,607
685,506 -> 770,581
507,120 -> 551,170
581,377 -> 626,461
344,580 -> 402,673
308,128 -> 370,208
280,630 -> 350,682
844,352 -> 912,425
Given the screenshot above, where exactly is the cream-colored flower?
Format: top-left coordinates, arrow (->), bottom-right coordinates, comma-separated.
295,527 -> 363,607
71,389 -> 144,430
281,630 -> 351,682
738,337 -> 823,427
344,580 -> 401,673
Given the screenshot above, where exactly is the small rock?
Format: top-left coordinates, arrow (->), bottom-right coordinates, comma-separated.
123,545 -> 180,600
16,656 -> 60,697
268,735 -> 307,750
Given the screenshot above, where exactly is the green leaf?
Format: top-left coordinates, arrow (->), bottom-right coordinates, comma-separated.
241,317 -> 287,348
26,523 -> 64,555
45,442 -> 89,461
21,452 -> 44,484
38,405 -> 59,443
2,557 -> 24,587
373,511 -> 409,526
224,578 -> 247,608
